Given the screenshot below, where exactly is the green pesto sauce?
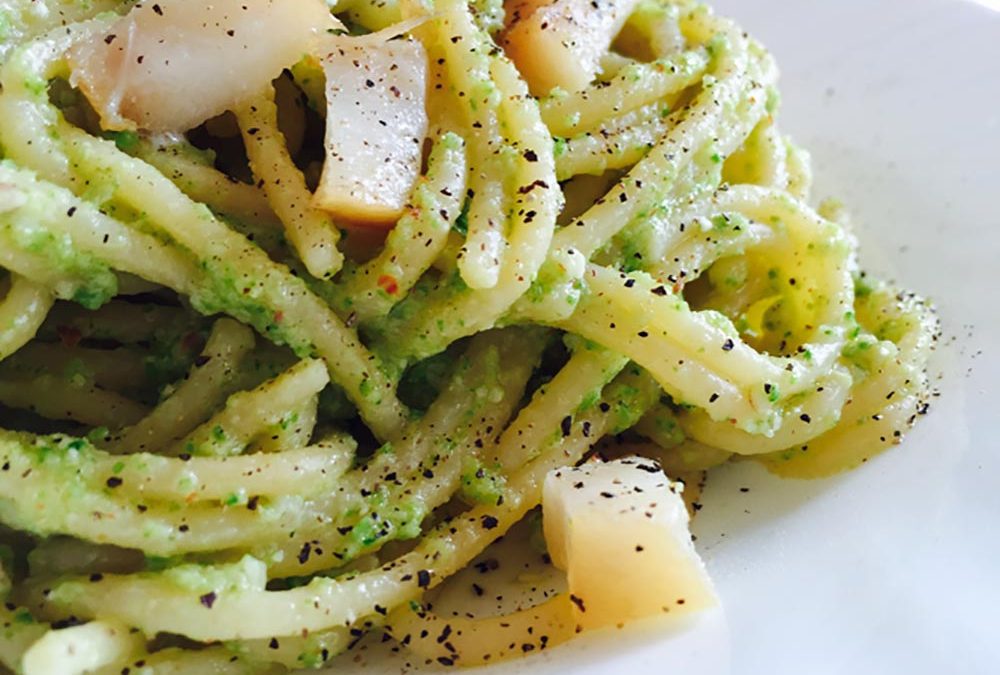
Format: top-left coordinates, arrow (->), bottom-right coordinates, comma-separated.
159,555 -> 265,594
340,497 -> 425,560
104,129 -> 140,153
189,258 -> 309,356
470,0 -> 505,33
765,87 -> 781,115
451,197 -> 471,236
11,608 -> 35,625
143,338 -> 201,397
0,174 -> 118,308
460,457 -> 507,506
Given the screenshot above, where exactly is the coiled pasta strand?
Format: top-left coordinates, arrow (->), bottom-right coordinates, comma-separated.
0,24 -> 409,441
0,276 -> 53,361
236,87 -> 344,280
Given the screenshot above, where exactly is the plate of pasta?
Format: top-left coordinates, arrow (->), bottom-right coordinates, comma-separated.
0,0 -> 997,673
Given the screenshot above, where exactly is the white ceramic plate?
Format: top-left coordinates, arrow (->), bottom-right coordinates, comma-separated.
336,1 -> 1000,672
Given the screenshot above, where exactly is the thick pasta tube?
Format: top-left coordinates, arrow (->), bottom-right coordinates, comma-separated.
723,118 -> 790,191
488,343 -> 628,473
34,369 -> 658,642
556,185 -> 854,434
0,342 -> 149,395
422,0 -> 514,291
251,328 -> 546,577
236,87 -> 344,280
756,283 -> 936,476
379,0 -> 560,362
110,319 -> 257,455
0,376 -> 149,429
166,358 -> 329,457
229,627 -> 351,671
554,101 -> 677,180
0,437 -> 315,554
386,595 -> 578,666
540,47 -> 709,137
0,275 -> 53,361
98,646 -> 270,675
1,560 -> 48,673
247,394 -> 319,454
21,619 -> 142,675
0,162 -> 198,302
38,434 -> 355,504
0,606 -> 48,673
132,137 -> 282,231
552,8 -> 772,259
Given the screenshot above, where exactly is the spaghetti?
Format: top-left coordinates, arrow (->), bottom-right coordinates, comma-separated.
0,0 -> 937,672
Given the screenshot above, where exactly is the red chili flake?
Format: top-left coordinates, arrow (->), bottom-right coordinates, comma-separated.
273,311 -> 284,324
377,275 -> 399,295
181,331 -> 202,353
56,325 -> 82,348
